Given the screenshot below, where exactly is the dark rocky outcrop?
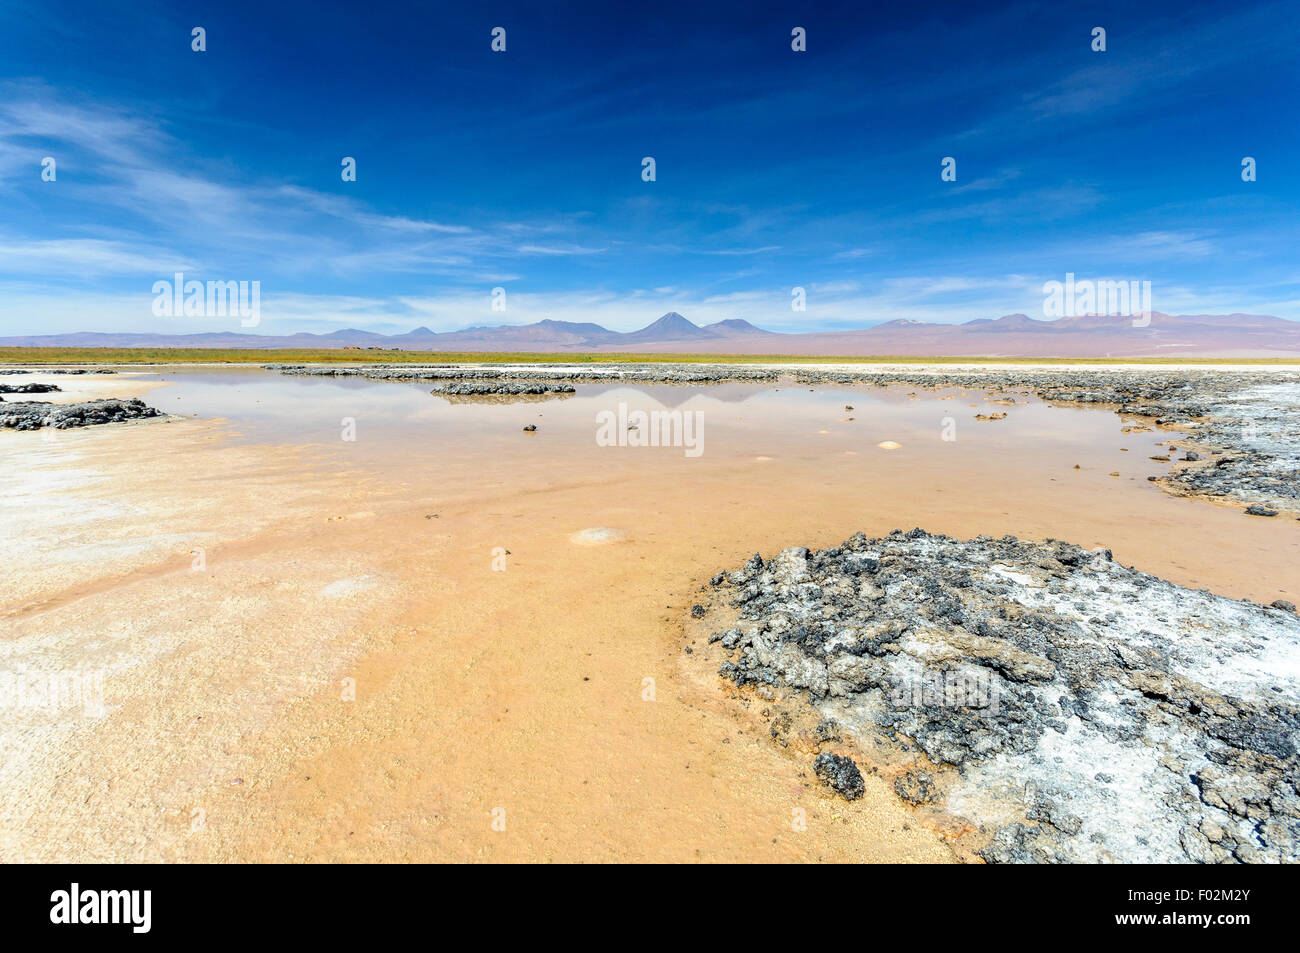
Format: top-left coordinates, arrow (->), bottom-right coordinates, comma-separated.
0,398 -> 161,430
702,529 -> 1300,863
0,383 -> 61,393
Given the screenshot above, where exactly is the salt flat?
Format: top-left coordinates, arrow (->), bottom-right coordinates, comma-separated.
1,363 -> 1295,862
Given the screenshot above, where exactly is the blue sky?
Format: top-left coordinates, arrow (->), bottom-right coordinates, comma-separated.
1,0 -> 1297,336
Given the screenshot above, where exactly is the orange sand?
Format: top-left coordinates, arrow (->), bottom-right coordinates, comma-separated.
1,368 -> 1294,862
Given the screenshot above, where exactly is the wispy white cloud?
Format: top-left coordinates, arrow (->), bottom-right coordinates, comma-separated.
951,169 -> 1023,194
276,186 -> 472,234
699,245 -> 782,256
0,238 -> 196,275
919,184 -> 1104,224
1106,231 -> 1216,259
0,89 -> 610,292
515,243 -> 607,256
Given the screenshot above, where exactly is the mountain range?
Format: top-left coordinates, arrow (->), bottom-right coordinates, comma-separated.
4,312 -> 1299,357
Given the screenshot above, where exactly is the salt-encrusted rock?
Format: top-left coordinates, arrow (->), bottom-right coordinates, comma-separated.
704,530 -> 1300,863
0,368 -> 115,375
813,753 -> 865,800
272,363 -> 779,385
430,381 -> 575,396
0,383 -> 61,393
0,398 -> 161,430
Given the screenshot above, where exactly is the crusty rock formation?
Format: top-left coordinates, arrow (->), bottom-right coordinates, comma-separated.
704,529 -> 1300,863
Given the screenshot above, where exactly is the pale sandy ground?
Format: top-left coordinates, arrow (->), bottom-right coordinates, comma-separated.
1,367 -> 1296,863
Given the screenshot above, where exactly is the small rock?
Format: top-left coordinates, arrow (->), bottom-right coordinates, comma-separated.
894,770 -> 938,805
813,753 -> 865,801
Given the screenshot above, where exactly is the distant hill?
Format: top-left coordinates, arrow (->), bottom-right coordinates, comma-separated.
3,311 -> 1299,357
705,318 -> 776,336
619,311 -> 710,343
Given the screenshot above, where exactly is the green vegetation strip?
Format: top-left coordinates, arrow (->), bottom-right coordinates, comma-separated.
0,347 -> 1295,366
